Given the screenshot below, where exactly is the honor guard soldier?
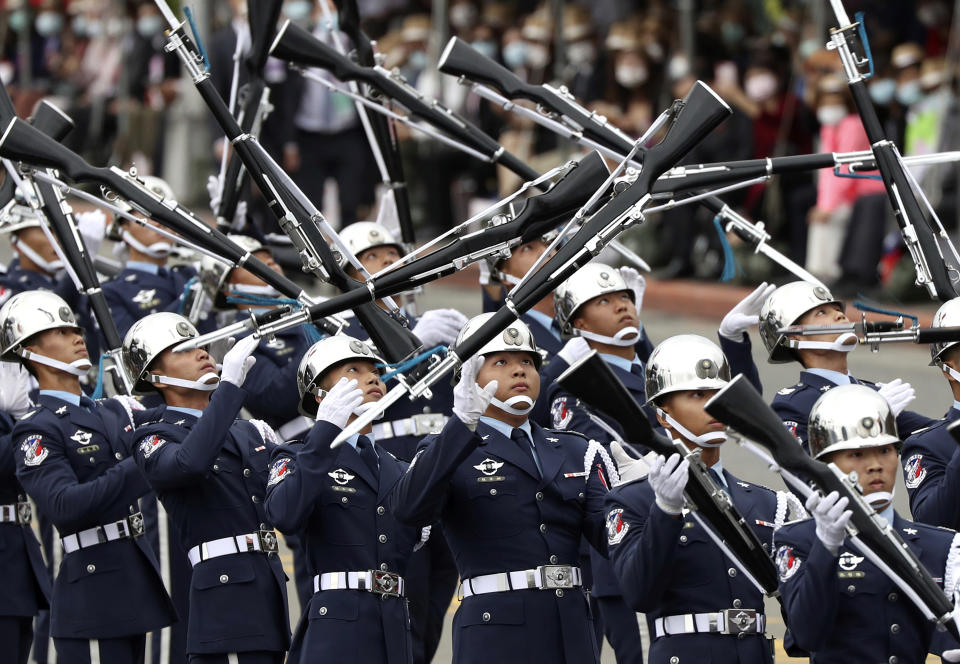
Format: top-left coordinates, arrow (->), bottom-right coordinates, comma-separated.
759,281 -> 932,448
339,221 -> 463,664
774,384 -> 960,662
902,298 -> 960,529
126,313 -> 290,664
3,291 -> 176,663
0,363 -> 51,663
392,315 -> 613,664
605,335 -> 784,664
264,335 -> 426,663
102,175 -> 211,338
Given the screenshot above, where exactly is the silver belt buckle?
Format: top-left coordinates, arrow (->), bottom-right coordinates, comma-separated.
127,511 -> 145,537
538,565 -> 575,590
721,609 -> 758,634
411,413 -> 446,436
259,530 -> 279,554
370,569 -> 401,596
16,501 -> 32,525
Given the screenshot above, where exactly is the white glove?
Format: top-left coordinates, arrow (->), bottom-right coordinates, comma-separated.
452,355 -> 498,431
76,209 -> 107,258
619,266 -> 646,311
876,378 -> 915,418
219,335 -> 259,387
943,650 -> 960,662
0,361 -> 33,418
413,524 -> 432,551
412,309 -> 469,347
315,377 -> 364,429
557,336 -> 591,367
718,282 -> 776,341
231,200 -> 248,231
207,175 -> 222,215
477,260 -> 494,286
249,418 -> 280,446
611,440 -> 654,486
806,491 -> 851,554
648,453 -> 689,515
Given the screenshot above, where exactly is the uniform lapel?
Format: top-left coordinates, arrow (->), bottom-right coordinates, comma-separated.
532,423 -> 564,486
38,394 -> 104,436
376,449 -> 403,503
612,363 -> 647,401
893,513 -> 924,558
477,422 -> 540,480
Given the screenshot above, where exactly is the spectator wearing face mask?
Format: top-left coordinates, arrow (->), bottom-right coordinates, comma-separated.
806,75 -> 885,285
558,6 -> 605,104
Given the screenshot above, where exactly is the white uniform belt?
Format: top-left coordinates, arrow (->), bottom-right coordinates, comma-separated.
653,610 -> 765,638
0,502 -> 31,525
277,415 -> 313,440
371,413 -> 448,440
460,565 -> 582,598
61,512 -> 145,554
186,530 -> 280,567
312,570 -> 405,597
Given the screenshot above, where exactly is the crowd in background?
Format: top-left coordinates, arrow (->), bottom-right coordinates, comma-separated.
0,0 -> 957,298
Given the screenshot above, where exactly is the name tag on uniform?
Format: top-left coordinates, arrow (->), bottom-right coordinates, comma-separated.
563,471 -> 588,478
330,485 -> 357,493
477,476 -> 505,483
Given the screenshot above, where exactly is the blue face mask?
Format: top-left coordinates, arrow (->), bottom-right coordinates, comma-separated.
896,80 -> 922,106
471,40 -> 497,61
71,15 -> 87,36
35,11 -> 64,37
721,21 -> 745,46
407,50 -> 427,71
8,9 -> 29,33
136,15 -> 164,38
283,1 -> 312,22
321,13 -> 338,31
502,41 -> 527,70
869,78 -> 896,106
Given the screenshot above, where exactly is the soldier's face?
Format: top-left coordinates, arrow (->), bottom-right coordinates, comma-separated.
229,250 -> 284,287
573,291 -> 638,340
319,360 -> 385,404
827,444 -> 898,496
153,347 -> 217,383
477,351 -> 540,405
794,303 -> 849,343
500,240 -> 553,280
15,227 -> 60,266
26,327 -> 88,364
351,245 -> 402,278
656,389 -> 723,443
124,218 -> 167,247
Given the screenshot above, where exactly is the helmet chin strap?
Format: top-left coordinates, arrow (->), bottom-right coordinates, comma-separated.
354,401 -> 384,421
496,271 -> 521,286
942,363 -> 960,384
657,408 -> 727,448
13,237 -> 64,274
149,371 -> 220,391
491,395 -> 535,416
229,283 -> 281,297
577,325 -> 641,347
122,230 -> 173,258
786,331 -> 859,353
866,487 -> 895,511
18,349 -> 91,376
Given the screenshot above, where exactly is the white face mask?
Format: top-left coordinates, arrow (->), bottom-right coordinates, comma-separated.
615,63 -> 648,88
657,408 -> 727,448
817,104 -> 847,127
122,229 -> 172,258
491,394 -> 535,416
566,41 -> 596,66
577,325 -> 641,347
526,43 -> 550,70
745,72 -> 777,102
786,331 -> 858,354
13,237 -> 64,274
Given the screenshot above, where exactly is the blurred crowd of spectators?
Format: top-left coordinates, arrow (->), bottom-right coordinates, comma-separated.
1,0 -> 958,298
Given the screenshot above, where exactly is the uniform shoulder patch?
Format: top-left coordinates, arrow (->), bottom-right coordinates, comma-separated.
138,434 -> 167,459
20,434 -> 47,466
606,507 -> 629,546
783,421 -> 799,437
903,453 -> 927,489
775,545 -> 802,581
267,456 -> 293,486
777,386 -> 796,396
551,396 -> 574,429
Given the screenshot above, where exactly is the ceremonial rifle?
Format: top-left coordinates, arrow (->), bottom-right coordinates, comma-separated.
215,0 -> 284,232
557,350 -> 781,598
777,318 -> 960,353
153,0 -> 422,364
330,81 -> 732,445
706,375 -> 959,634
826,0 -> 960,301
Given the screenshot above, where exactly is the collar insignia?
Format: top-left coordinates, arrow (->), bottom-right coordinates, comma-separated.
903,527 -> 918,535
737,481 -> 750,488
174,419 -> 186,426
55,405 -> 68,415
546,437 -> 559,442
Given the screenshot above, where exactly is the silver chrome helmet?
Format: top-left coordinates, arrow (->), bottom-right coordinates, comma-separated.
297,335 -> 386,417
198,234 -> 266,309
808,384 -> 901,460
758,281 -> 844,364
108,175 -> 177,240
0,290 -> 81,362
0,197 -> 42,234
124,312 -> 202,392
929,298 -> 960,366
555,262 -> 634,335
336,222 -> 404,269
645,334 -> 731,405
454,313 -> 542,370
